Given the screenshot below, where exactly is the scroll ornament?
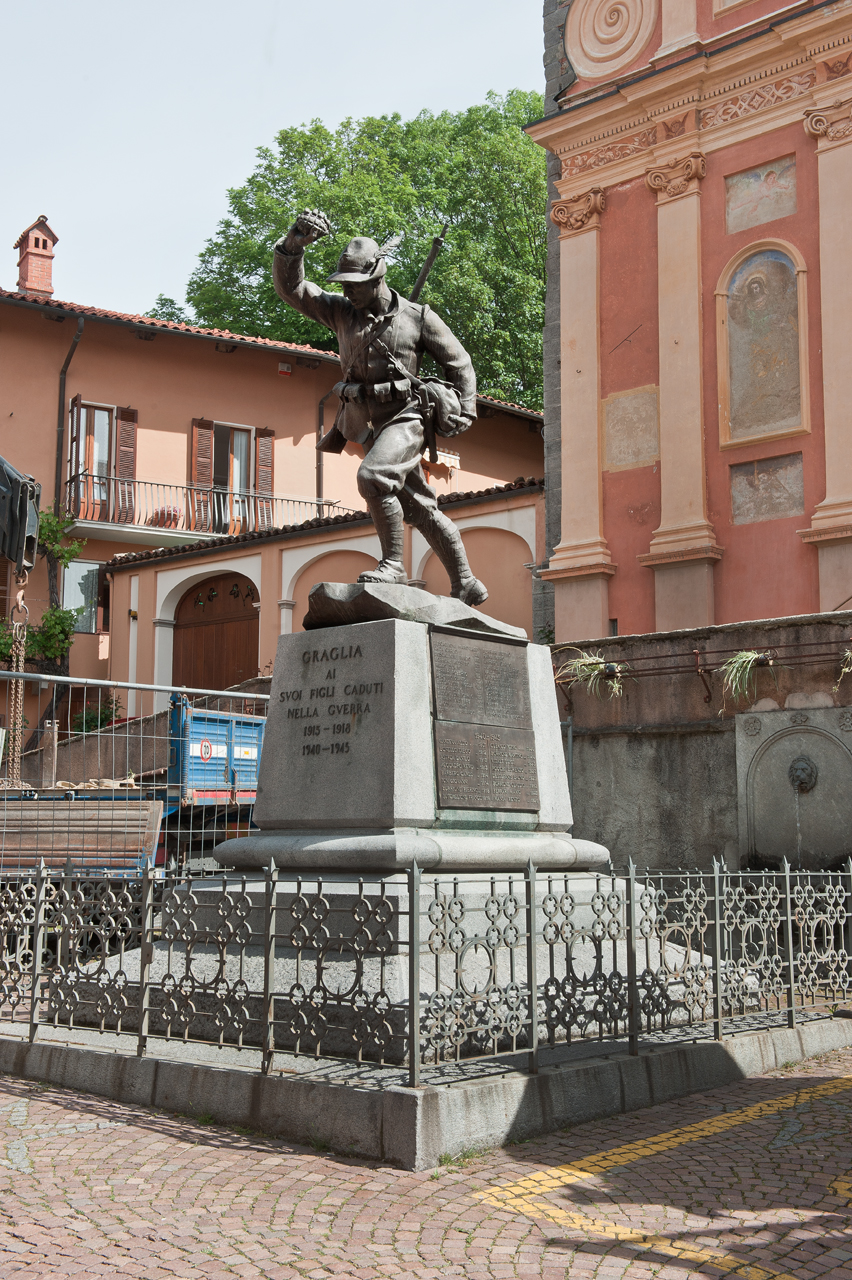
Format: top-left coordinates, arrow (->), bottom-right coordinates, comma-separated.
646,152 -> 706,199
564,0 -> 659,79
804,100 -> 852,141
551,189 -> 606,233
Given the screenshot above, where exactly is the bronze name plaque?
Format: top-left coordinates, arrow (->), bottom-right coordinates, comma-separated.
431,632 -> 531,729
430,631 -> 539,812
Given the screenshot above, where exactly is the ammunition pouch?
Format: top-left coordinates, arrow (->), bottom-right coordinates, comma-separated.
418,381 -> 472,438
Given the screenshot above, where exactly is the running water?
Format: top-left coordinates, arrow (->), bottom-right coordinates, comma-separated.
794,789 -> 802,865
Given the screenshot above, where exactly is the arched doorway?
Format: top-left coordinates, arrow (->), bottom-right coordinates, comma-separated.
172,571 -> 259,690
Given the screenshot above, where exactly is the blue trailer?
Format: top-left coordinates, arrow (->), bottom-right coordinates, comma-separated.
167,695 -> 266,807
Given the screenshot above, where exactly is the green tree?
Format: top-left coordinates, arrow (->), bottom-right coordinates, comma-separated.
37,511 -> 85,613
144,294 -> 194,325
179,91 -> 547,410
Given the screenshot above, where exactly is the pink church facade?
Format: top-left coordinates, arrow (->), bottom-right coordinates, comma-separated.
533,0 -> 852,641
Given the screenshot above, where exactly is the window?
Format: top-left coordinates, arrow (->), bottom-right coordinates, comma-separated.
67,398 -> 137,522
63,561 -> 100,633
190,420 -> 274,533
716,240 -> 809,449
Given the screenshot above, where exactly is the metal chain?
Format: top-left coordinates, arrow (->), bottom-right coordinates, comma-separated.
7,572 -> 28,788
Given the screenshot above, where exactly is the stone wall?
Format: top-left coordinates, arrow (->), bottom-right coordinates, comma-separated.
558,611 -> 852,870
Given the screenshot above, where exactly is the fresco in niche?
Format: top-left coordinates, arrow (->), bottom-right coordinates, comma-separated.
727,249 -> 801,439
725,156 -> 796,234
730,452 -> 804,525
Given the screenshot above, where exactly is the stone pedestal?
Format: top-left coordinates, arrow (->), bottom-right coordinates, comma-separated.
214,604 -> 608,872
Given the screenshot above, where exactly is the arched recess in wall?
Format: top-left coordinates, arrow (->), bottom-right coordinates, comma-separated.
290,550 -> 379,632
715,239 -> 809,449
420,528 -> 533,635
172,571 -> 259,690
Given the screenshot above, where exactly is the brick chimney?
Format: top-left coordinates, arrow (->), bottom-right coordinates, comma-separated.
14,215 -> 58,298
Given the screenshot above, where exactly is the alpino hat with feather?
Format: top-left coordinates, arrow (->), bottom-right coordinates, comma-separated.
327,233 -> 402,283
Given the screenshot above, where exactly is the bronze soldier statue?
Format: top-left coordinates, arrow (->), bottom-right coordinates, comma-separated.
272,210 -> 488,605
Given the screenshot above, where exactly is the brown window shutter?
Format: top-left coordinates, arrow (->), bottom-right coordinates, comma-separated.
115,406 -> 137,524
68,394 -> 83,477
255,429 -> 274,530
67,393 -> 83,517
191,417 -> 214,531
116,407 -> 137,477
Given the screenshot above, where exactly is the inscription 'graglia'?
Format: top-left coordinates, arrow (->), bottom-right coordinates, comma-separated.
302,644 -> 362,664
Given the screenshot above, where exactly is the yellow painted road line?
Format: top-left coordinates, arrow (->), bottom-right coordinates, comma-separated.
478,1075 -> 852,1200
474,1076 -> 852,1280
527,1196 -> 801,1280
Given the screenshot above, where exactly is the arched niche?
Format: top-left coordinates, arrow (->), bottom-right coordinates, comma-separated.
715,239 -> 809,448
172,570 -> 260,690
745,724 -> 852,869
420,527 -> 533,636
290,549 -> 379,633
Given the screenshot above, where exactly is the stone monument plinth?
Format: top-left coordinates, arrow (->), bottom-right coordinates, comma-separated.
214,584 -> 607,873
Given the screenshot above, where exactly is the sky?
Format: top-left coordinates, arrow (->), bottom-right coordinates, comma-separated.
1,0 -> 544,318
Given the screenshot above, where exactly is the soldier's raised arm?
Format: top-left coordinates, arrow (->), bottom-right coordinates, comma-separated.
272,210 -> 347,334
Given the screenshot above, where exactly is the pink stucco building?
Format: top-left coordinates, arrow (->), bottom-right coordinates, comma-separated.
1,221 -> 544,695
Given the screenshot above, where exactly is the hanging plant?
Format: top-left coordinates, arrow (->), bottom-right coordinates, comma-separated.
720,649 -> 780,708
834,648 -> 852,694
554,648 -> 631,699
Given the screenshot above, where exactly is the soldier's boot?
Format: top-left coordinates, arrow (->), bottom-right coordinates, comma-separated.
358,495 -> 408,585
416,509 -> 488,606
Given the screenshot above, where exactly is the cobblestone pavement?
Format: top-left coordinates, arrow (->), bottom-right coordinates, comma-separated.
1,1048 -> 852,1279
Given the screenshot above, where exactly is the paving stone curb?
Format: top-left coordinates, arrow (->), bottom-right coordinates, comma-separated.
2,1016 -> 851,1171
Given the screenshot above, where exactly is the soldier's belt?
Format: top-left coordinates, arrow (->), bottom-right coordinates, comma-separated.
332,379 -> 412,404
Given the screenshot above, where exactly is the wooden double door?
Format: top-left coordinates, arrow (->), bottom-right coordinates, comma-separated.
172,572 -> 259,691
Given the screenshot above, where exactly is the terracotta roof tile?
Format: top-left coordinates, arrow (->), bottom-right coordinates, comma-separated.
0,289 -> 544,421
105,477 -> 544,573
0,287 -> 336,359
476,392 -> 542,419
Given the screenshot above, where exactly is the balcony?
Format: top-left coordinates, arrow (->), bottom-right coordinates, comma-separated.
63,474 -> 357,547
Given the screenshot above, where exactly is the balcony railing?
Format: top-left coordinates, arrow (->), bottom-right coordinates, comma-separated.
64,474 -> 355,537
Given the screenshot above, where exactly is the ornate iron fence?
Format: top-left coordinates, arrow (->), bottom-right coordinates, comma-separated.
64,474 -> 354,537
0,860 -> 850,1085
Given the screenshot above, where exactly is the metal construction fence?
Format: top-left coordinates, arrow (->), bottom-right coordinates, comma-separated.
0,669 -> 269,878
0,860 -> 849,1085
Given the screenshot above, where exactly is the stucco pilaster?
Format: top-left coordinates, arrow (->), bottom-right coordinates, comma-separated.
540,187 -> 615,642
799,98 -> 852,608
640,153 -> 722,629
655,0 -> 699,62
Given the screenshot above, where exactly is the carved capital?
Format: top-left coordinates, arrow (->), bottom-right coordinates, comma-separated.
551,188 -> 606,235
645,151 -> 706,200
804,97 -> 852,142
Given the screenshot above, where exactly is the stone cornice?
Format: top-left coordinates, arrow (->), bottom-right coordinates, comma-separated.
539,561 -> 618,581
637,544 -> 724,567
799,523 -> 852,544
646,151 -> 706,200
528,2 -> 852,194
550,188 -> 606,235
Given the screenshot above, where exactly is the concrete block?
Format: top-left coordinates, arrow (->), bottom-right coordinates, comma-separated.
3,1017 -> 852,1170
